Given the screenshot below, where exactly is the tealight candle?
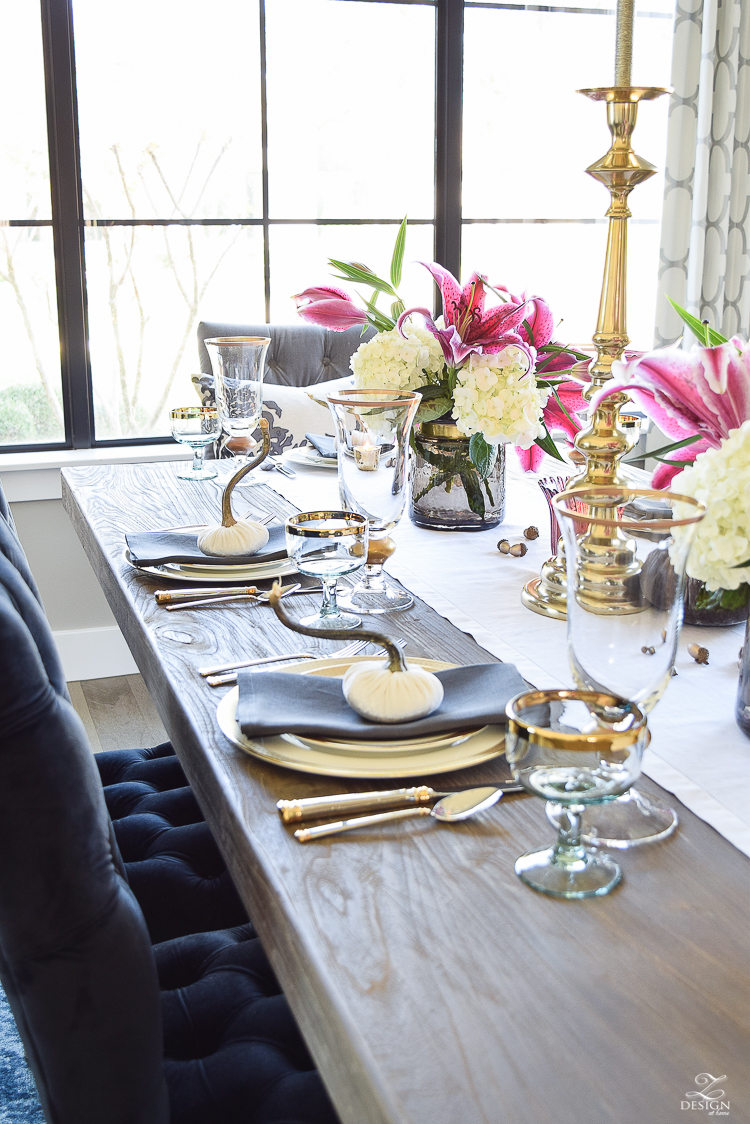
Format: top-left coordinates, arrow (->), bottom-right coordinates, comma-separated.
353,442 -> 380,471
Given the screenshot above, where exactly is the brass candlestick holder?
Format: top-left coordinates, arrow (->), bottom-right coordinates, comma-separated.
522,83 -> 669,620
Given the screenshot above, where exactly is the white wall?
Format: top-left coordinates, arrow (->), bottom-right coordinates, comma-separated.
0,446 -> 190,681
10,498 -> 138,681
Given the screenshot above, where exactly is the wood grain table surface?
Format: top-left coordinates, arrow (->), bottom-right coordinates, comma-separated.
62,461 -> 750,1124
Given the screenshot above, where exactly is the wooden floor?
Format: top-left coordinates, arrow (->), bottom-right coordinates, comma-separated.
67,675 -> 168,753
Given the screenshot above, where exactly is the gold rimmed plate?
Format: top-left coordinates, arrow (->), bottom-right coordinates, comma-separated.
215,656 -> 505,778
124,549 -> 296,584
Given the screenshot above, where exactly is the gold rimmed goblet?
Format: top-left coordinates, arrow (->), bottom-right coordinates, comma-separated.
549,486 -> 706,847
285,511 -> 368,631
506,689 -> 648,898
170,406 -> 221,480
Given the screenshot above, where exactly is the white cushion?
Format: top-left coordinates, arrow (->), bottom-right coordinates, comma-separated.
262,377 -> 354,455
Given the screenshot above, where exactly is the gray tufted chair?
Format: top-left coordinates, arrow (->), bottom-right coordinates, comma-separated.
196,321 -> 375,390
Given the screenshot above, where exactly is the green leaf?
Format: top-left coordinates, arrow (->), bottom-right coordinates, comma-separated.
624,432 -> 702,465
391,299 -> 405,321
416,396 -> 452,423
695,586 -> 722,610
459,467 -> 487,517
534,425 -> 567,463
469,433 -> 498,478
390,216 -> 407,289
362,291 -> 395,332
538,343 -> 591,363
418,383 -> 450,400
666,297 -> 728,347
522,318 -> 535,347
719,585 -> 750,610
329,258 -> 397,297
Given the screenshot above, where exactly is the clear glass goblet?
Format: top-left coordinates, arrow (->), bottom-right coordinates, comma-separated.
206,336 -> 270,478
326,389 -> 421,615
285,511 -> 368,631
549,485 -> 706,848
506,689 -> 648,898
170,407 -> 221,480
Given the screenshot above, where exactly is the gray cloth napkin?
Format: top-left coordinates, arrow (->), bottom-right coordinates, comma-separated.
237,662 -> 527,741
126,523 -> 288,567
304,433 -> 336,459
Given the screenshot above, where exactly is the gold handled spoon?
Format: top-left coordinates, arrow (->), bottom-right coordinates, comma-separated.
293,787 -> 503,842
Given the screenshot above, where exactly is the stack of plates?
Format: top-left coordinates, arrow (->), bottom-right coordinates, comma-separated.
286,447 -> 337,469
216,655 -> 506,778
125,549 -> 296,584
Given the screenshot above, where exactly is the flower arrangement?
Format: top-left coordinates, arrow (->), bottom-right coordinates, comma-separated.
598,300 -> 750,609
294,220 -> 587,516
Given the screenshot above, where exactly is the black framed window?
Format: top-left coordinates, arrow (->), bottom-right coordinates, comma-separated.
1,0 -> 672,453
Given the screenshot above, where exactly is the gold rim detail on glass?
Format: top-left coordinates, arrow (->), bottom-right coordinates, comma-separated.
285,511 -> 368,539
325,389 -> 422,408
204,336 -> 272,346
506,688 -> 647,751
553,486 -> 706,531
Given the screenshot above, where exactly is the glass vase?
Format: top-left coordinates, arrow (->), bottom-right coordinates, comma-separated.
736,616 -> 750,738
409,419 -> 505,531
327,388 -> 421,614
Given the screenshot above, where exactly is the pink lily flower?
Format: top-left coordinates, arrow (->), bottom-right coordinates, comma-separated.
495,286 -> 555,350
515,377 -> 587,473
293,286 -> 368,332
398,263 -> 532,367
593,339 -> 750,487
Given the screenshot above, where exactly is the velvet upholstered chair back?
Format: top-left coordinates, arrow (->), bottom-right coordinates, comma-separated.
197,321 -> 375,388
0,553 -> 169,1124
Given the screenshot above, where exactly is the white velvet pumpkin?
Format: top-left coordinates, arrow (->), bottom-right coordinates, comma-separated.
342,659 -> 444,723
197,519 -> 269,557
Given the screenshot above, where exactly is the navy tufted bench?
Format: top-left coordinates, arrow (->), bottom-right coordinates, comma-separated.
158,924 -> 334,1124
96,744 -> 250,944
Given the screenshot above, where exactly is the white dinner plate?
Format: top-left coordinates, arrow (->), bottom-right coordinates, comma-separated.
125,548 -> 296,584
215,656 -> 505,778
286,447 -> 337,469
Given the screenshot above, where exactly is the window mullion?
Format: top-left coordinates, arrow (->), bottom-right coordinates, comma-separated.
434,0 -> 463,283
40,0 -> 94,449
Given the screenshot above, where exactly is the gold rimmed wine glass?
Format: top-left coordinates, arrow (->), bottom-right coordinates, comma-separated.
285,511 -> 368,630
506,689 -> 648,898
170,407 -> 221,480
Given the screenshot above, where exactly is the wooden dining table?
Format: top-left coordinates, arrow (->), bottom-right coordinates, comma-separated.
62,460 -> 750,1124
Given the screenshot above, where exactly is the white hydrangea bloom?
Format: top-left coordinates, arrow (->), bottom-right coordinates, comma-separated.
451,348 -> 549,447
670,420 -> 750,590
350,326 -> 445,392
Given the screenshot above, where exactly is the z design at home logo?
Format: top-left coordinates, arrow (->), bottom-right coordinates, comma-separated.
681,1073 -> 730,1115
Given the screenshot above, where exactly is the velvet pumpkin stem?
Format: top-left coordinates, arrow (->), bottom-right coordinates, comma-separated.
221,419 -> 271,527
268,582 -> 407,672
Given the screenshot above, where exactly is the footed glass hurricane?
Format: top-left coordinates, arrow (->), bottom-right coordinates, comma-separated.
285,511 -> 368,631
326,389 -> 421,615
206,336 -> 270,476
506,689 -> 648,898
550,486 -> 706,848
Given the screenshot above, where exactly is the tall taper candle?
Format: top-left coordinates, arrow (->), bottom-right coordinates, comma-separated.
615,0 -> 634,86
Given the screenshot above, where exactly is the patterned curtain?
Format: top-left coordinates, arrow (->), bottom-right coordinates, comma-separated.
654,0 -> 750,346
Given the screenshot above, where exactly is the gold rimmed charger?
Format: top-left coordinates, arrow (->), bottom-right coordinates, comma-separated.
215,656 -> 505,778
124,549 -> 296,584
